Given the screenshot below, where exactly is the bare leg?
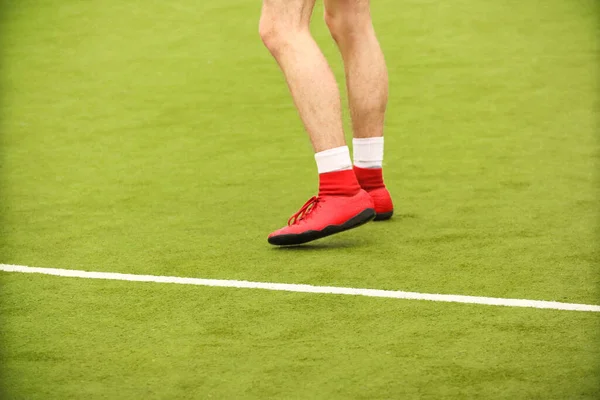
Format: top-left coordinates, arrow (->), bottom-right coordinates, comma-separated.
259,0 -> 346,153
324,0 -> 388,139
323,0 -> 394,220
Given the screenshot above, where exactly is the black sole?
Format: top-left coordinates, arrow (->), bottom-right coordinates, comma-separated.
373,210 -> 393,221
268,208 -> 376,246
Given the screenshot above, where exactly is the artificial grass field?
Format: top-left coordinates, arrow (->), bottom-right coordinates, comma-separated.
1,0 -> 599,398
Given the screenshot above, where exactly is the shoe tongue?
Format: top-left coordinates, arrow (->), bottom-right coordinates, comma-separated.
318,169 -> 361,197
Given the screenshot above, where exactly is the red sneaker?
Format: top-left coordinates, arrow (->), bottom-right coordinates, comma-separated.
268,170 -> 376,246
353,166 -> 394,221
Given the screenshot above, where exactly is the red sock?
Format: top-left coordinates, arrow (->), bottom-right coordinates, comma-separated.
353,166 -> 385,192
318,169 -> 361,197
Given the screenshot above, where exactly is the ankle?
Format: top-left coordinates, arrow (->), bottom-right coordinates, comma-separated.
353,166 -> 385,191
318,169 -> 361,197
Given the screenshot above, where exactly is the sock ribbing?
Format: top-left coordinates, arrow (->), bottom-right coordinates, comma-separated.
314,146 -> 353,174
353,137 -> 384,169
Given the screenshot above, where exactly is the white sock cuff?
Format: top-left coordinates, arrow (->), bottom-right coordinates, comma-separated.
353,137 -> 384,169
314,146 -> 352,174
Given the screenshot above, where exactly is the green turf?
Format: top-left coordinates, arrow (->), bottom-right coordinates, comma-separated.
2,274 -> 600,399
1,0 -> 599,398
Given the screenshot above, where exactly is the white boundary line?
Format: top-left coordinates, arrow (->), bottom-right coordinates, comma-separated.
1,263 -> 599,312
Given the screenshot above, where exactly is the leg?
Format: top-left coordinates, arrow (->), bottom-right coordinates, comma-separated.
323,0 -> 388,140
324,0 -> 394,220
259,0 -> 345,153
260,0 -> 376,245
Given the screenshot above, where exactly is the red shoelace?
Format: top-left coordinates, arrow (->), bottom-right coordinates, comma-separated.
287,196 -> 320,226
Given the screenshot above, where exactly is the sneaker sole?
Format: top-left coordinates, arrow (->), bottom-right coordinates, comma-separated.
268,208 -> 376,246
373,210 -> 393,221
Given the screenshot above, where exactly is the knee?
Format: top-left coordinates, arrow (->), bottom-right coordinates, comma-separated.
258,14 -> 281,55
324,6 -> 372,44
259,9 -> 301,56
